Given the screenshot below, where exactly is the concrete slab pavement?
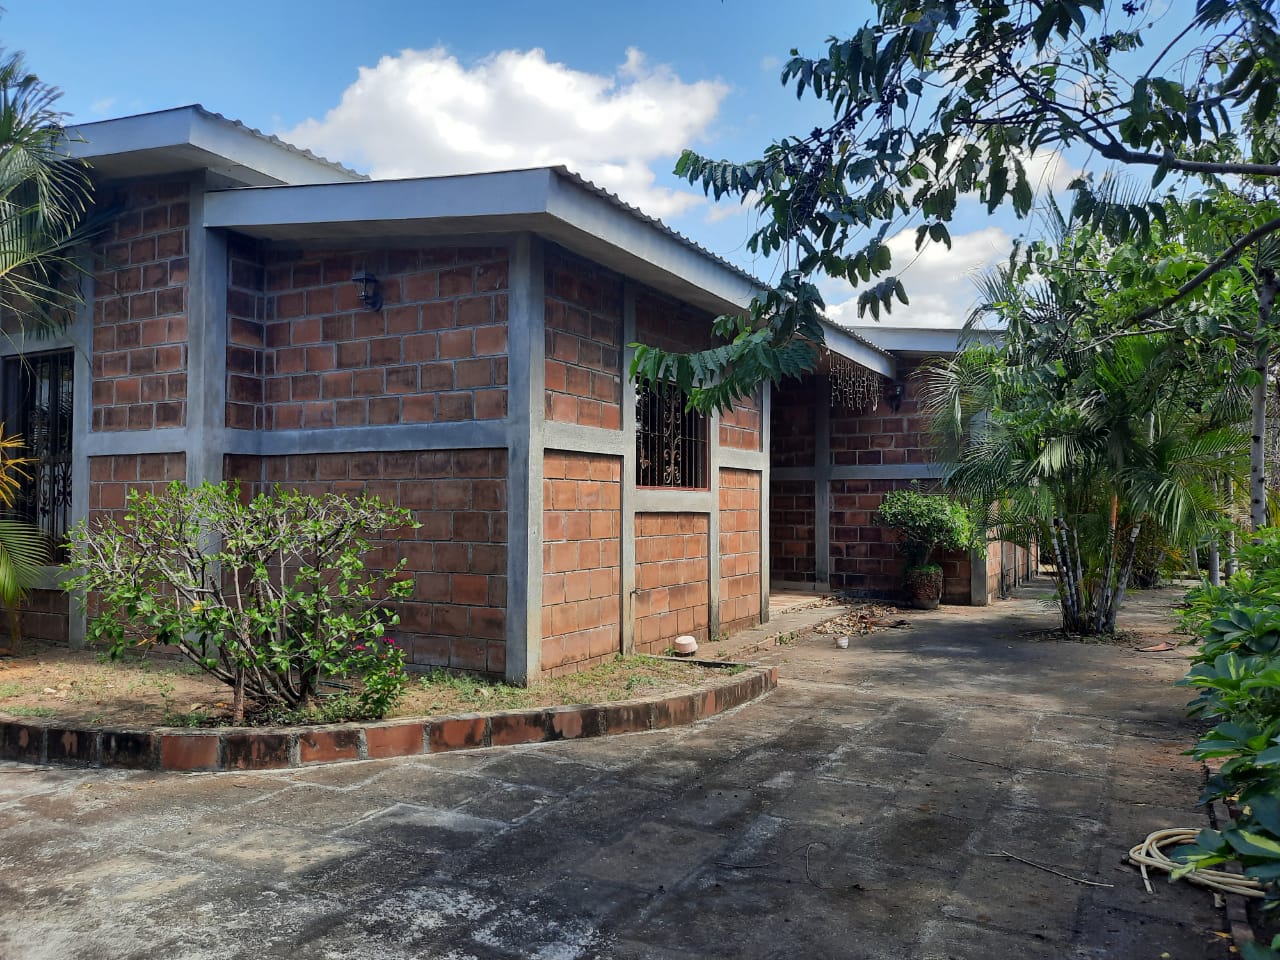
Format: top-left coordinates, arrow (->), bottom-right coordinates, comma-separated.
0,585 -> 1229,959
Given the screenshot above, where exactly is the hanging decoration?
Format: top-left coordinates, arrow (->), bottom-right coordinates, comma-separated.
827,349 -> 883,413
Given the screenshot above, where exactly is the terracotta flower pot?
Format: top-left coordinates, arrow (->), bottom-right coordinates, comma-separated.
903,564 -> 943,610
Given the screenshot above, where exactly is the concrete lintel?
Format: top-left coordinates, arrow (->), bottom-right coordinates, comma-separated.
223,421 -> 511,456
81,428 -> 191,458
772,462 -> 946,483
634,489 -> 714,515
505,234 -> 545,684
0,330 -> 78,359
543,421 -> 627,457
718,447 -> 768,471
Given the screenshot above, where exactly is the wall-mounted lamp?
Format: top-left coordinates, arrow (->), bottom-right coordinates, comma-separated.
351,270 -> 383,312
886,381 -> 905,413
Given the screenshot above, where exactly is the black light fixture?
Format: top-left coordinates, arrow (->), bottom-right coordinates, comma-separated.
351,269 -> 383,311
886,381 -> 905,413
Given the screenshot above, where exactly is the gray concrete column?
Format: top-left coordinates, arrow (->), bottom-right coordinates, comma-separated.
814,374 -> 831,590
619,282 -> 638,655
759,381 -> 771,623
708,405 -> 721,640
505,234 -> 545,683
185,175 -> 227,489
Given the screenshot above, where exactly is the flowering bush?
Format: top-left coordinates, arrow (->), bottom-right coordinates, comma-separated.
65,482 -> 415,723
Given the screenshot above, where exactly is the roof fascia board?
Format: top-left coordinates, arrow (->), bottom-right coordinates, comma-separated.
203,169 -> 554,230
66,107 -> 363,186
820,320 -> 896,378
544,173 -> 757,314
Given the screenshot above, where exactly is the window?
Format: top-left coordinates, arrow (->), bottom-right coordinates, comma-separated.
3,351 -> 74,556
636,382 -> 708,489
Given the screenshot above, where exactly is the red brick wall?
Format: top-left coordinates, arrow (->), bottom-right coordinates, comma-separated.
226,235 -> 267,430
225,449 -> 508,676
719,470 -> 761,633
830,359 -> 931,468
635,513 -> 709,652
770,480 -> 816,584
91,179 -> 190,431
88,453 -> 188,524
719,391 -> 763,451
540,451 -> 622,675
12,589 -> 69,645
770,374 -> 817,469
258,246 -> 508,430
634,290 -> 716,354
544,248 -> 623,429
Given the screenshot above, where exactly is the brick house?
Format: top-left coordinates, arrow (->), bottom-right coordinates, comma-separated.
5,106 -> 1027,682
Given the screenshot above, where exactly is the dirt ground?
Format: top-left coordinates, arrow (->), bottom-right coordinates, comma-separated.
0,646 -> 748,728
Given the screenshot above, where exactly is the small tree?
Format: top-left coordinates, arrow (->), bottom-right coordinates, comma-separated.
65,482 -> 416,722
875,485 -> 978,607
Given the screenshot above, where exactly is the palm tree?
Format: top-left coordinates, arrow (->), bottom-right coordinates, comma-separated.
0,49 -> 94,649
924,223 -> 1250,634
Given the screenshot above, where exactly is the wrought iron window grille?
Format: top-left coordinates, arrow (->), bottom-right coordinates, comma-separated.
636,381 -> 709,489
2,351 -> 74,560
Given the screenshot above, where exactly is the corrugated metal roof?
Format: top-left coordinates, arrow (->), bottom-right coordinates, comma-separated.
189,104 -> 369,181
550,166 -> 892,364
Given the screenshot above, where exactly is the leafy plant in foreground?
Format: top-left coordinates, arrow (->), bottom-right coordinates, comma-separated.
65,482 -> 415,723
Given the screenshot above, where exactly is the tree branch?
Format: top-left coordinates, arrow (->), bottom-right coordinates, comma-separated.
1125,214 -> 1280,328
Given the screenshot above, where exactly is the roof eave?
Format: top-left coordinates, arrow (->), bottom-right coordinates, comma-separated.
64,106 -> 365,187
202,169 -> 760,317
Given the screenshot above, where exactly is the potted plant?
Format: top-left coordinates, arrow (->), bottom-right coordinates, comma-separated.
874,486 -> 979,609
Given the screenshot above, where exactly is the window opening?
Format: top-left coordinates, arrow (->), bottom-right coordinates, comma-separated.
3,351 -> 74,558
636,382 -> 708,489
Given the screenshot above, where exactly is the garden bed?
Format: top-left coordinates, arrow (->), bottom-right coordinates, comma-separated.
0,646 -> 777,772
0,643 -> 744,729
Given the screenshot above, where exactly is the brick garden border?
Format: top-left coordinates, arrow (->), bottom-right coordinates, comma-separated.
0,663 -> 777,773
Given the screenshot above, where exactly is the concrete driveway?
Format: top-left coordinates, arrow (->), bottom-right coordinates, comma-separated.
0,588 -> 1227,959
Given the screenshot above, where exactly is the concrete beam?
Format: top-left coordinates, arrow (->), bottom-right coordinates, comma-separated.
772,462 -> 946,483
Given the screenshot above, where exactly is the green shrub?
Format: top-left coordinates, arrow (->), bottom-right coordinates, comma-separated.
1175,527 -> 1280,913
65,481 -> 416,723
874,485 -> 980,568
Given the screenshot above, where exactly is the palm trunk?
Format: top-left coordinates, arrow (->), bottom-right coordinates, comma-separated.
1104,523 -> 1142,633
1251,270 -> 1278,532
1226,478 -> 1238,577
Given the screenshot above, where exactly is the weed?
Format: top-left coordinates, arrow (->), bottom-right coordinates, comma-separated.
162,710 -> 208,728
0,681 -> 24,698
5,706 -> 55,718
624,674 -> 659,692
725,664 -> 749,676
774,632 -> 795,646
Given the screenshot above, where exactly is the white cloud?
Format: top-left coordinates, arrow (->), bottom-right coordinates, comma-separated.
283,47 -> 727,220
89,97 -> 116,116
706,189 -> 760,224
823,224 -> 1014,329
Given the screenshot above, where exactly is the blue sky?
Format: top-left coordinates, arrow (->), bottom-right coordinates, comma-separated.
5,1 -> 1170,328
